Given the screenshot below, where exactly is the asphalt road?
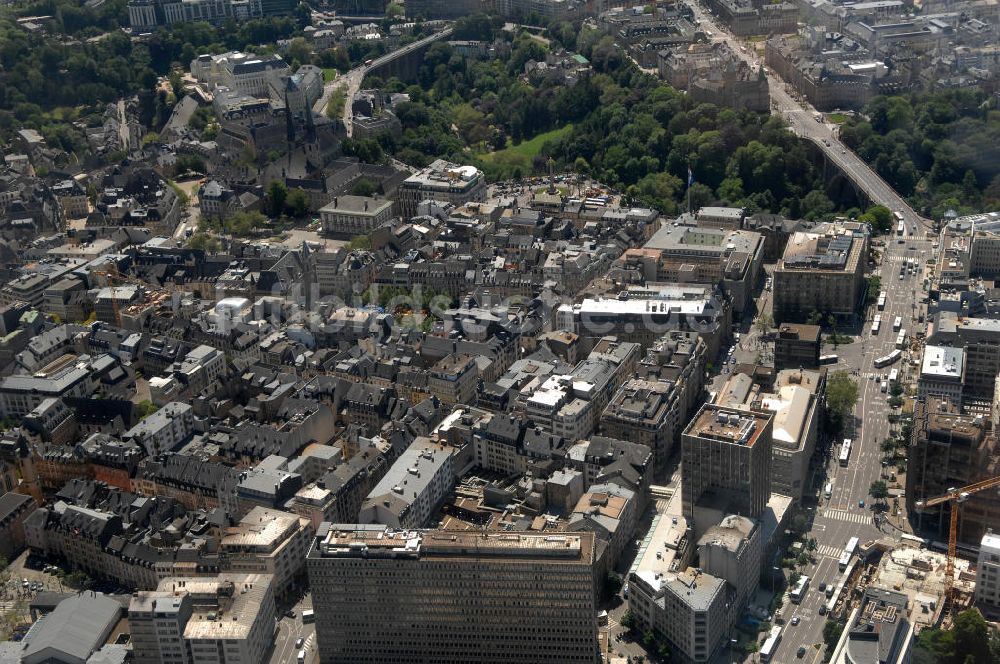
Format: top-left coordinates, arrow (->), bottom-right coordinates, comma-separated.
312,28 -> 453,137
767,232 -> 930,664
268,598 -> 316,664
687,2 -> 930,234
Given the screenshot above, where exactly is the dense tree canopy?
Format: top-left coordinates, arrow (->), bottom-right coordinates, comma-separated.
913,610 -> 1000,664
840,90 -> 1000,219
368,25 -> 845,218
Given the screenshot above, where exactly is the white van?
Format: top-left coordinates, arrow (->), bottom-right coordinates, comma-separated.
824,482 -> 832,499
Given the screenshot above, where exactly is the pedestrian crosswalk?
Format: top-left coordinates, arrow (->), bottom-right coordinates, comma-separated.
823,508 -> 874,525
817,544 -> 842,559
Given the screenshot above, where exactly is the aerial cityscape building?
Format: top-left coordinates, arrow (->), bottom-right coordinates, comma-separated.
0,0 -> 998,662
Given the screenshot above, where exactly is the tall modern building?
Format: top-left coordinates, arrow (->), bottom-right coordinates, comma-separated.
773,228 -> 867,322
907,398 -> 1000,546
681,404 -> 773,520
307,523 -> 601,663
975,530 -> 1000,610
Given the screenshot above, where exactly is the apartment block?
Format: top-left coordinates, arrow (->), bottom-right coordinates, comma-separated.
526,338 -> 639,441
928,313 -> 1000,397
601,377 -> 685,472
318,195 -> 394,237
129,574 -> 276,664
774,323 -> 821,370
773,229 -> 867,322
358,437 -> 458,528
219,506 -> 312,600
427,353 -> 479,406
122,401 -> 195,456
681,404 -> 773,520
396,159 -> 486,219
307,524 -> 600,663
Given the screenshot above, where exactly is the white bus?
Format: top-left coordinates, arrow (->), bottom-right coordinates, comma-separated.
872,314 -> 882,336
888,368 -> 898,383
893,316 -> 902,331
877,292 -> 887,310
839,439 -> 852,466
897,220 -> 905,236
839,537 -> 859,570
896,329 -> 906,349
819,354 -> 839,365
760,626 -> 782,662
827,560 -> 856,615
790,575 -> 810,603
874,349 -> 902,368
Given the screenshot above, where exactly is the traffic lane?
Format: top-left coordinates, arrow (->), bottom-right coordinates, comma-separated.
774,558 -> 838,662
269,614 -> 306,664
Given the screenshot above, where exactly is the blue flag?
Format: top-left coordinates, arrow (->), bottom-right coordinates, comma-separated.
688,166 -> 694,186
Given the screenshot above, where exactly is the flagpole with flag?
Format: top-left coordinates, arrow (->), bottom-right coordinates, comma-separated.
687,165 -> 694,216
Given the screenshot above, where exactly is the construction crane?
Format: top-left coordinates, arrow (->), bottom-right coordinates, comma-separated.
92,268 -> 143,326
915,475 -> 1000,608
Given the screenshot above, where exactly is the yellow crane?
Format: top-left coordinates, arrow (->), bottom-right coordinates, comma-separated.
92,268 -> 143,326
915,475 -> 1000,607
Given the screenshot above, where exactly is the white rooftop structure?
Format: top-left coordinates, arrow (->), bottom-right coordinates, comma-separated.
921,344 -> 964,378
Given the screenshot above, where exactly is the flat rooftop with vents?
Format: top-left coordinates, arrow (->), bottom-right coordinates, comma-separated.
686,405 -> 768,448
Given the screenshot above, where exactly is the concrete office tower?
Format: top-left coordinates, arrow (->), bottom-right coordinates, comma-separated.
681,404 -> 772,520
307,524 -> 601,663
976,531 -> 1000,610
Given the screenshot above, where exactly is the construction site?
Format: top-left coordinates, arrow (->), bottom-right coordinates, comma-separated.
826,537 -> 975,636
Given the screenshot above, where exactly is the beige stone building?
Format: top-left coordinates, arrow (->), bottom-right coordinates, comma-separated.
773,228 -> 867,322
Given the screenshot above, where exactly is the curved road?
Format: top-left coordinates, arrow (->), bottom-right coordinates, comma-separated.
312,27 -> 453,137
687,2 -> 932,233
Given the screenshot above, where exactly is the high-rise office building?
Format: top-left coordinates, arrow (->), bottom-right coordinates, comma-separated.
306,523 -> 601,663
681,404 -> 772,519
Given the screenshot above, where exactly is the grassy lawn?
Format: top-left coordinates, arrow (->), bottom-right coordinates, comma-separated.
479,124 -> 573,163
326,88 -> 346,119
322,68 -> 338,82
825,113 -> 849,124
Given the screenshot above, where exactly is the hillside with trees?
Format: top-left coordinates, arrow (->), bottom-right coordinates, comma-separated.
839,90 -> 1000,220
367,20 -> 846,219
